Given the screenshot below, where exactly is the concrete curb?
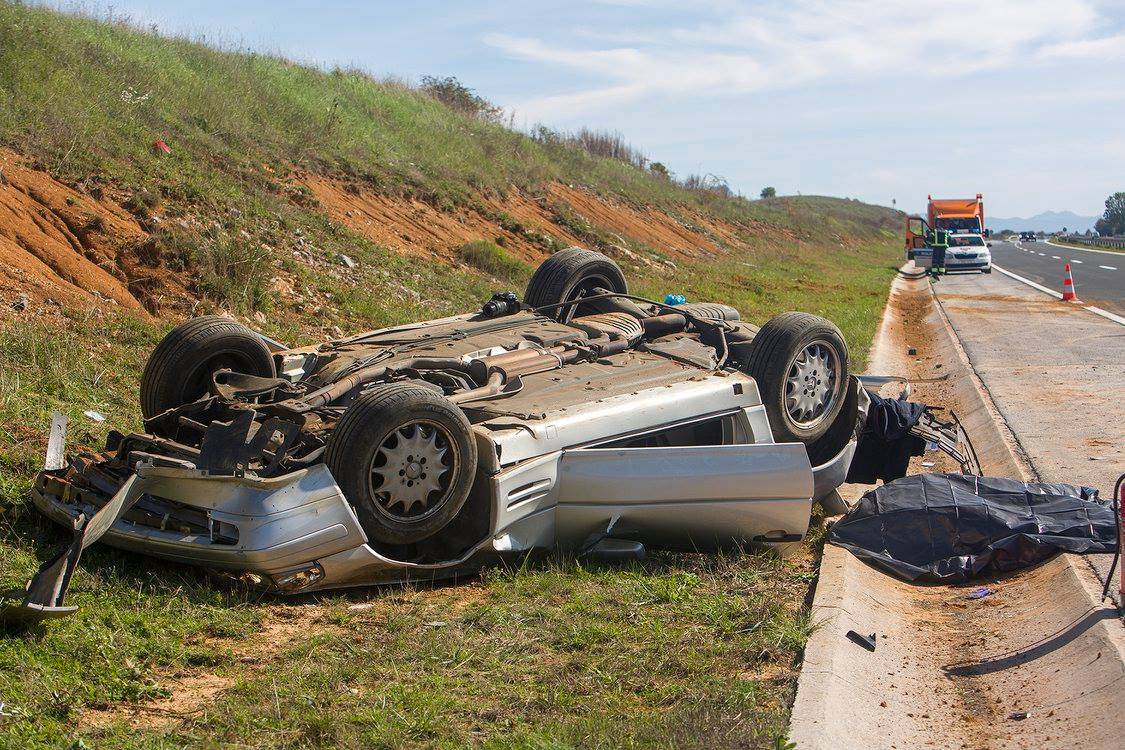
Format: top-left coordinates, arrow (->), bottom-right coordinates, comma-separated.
788,265 -> 1125,750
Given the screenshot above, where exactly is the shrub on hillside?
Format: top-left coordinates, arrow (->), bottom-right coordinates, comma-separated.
456,240 -> 529,280
419,75 -> 502,123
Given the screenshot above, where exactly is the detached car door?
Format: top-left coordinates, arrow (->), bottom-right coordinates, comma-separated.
555,442 -> 814,550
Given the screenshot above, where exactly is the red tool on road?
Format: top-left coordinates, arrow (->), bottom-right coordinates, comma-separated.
1061,263 -> 1080,302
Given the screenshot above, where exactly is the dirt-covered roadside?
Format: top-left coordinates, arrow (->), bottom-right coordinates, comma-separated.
790,268 -> 1125,750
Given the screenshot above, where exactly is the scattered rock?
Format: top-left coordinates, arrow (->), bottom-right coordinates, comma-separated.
907,347 -> 918,355
337,253 -> 356,269
0,167 -> 7,186
83,410 -> 106,423
12,293 -> 29,311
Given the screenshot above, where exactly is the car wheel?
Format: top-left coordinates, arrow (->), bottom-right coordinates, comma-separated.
524,247 -> 627,322
140,316 -> 275,421
741,312 -> 849,443
983,266 -> 992,274
326,383 -> 477,546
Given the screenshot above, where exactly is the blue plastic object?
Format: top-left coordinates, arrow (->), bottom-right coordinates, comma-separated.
663,294 -> 686,306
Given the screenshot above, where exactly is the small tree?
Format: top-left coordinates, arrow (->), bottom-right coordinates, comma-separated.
760,186 -> 777,198
1100,191 -> 1125,235
649,162 -> 670,180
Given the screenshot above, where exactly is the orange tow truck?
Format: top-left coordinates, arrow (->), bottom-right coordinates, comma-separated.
928,194 -> 986,235
905,194 -> 989,271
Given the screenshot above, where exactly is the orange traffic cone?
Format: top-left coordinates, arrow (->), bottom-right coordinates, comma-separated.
1061,263 -> 1079,302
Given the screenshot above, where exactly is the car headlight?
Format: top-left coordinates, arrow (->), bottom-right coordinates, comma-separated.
271,564 -> 325,592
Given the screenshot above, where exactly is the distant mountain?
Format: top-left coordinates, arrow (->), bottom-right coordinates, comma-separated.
987,211 -> 1098,233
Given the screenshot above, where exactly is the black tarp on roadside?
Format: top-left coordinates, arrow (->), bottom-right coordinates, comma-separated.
845,390 -> 928,484
828,473 -> 1117,582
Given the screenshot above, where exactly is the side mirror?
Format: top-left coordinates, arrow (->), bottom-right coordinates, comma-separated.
987,242 -> 993,248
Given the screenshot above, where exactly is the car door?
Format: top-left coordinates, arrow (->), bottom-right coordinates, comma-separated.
554,441 -> 814,550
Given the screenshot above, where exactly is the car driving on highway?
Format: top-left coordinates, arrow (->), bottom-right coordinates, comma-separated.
947,233 -> 992,273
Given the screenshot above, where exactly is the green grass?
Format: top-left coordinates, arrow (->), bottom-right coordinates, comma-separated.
0,235 -> 895,748
456,240 -> 531,282
0,310 -> 816,749
0,1 -> 901,318
0,3 -> 904,747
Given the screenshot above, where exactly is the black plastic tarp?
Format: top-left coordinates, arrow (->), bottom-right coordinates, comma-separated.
828,473 -> 1117,582
845,390 -> 928,484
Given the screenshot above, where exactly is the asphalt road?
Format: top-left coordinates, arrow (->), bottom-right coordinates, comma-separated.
989,238 -> 1124,316
934,270 -> 1125,606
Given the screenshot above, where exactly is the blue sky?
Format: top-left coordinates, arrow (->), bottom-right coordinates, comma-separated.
46,1 -> 1125,217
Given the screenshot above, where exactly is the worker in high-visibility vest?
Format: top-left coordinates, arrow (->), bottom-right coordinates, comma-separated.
927,228 -> 949,278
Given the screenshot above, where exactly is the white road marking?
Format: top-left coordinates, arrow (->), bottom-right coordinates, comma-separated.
1051,255 -> 1060,259
1038,253 -> 1046,256
1099,265 -> 1118,271
1044,237 -> 1125,256
990,264 -> 1125,327
1071,259 -> 1083,263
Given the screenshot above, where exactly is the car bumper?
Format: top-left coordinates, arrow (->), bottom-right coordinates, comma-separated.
947,258 -> 990,270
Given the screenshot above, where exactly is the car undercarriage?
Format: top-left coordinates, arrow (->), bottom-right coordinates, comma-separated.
1,247 -> 978,625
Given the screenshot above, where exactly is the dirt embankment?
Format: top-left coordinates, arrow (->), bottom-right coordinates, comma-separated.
2,148 -> 767,321
302,174 -> 754,264
0,150 -> 177,317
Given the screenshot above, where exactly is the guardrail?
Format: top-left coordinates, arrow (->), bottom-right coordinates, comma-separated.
1057,234 -> 1125,249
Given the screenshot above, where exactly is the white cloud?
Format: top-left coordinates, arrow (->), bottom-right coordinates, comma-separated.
486,0 -> 1121,120
1038,32 -> 1125,61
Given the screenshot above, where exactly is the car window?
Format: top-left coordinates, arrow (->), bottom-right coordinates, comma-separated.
597,414 -> 729,449
951,236 -> 984,247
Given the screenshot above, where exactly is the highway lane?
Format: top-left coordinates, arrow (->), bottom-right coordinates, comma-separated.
988,239 -> 1124,316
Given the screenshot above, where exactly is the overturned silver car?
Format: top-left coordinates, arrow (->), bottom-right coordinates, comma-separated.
9,248 -> 883,622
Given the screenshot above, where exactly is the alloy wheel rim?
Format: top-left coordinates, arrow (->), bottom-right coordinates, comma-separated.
784,340 -> 841,427
367,421 -> 456,522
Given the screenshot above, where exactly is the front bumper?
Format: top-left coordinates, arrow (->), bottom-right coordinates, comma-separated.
947,255 -> 990,270
30,463 -> 513,596
33,464 -> 364,582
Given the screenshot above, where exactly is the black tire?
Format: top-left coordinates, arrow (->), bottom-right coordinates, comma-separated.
741,312 -> 849,443
524,246 -> 627,321
983,267 -> 992,274
326,383 -> 477,546
140,316 -> 275,420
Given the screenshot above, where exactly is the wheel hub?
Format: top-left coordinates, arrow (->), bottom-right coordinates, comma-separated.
785,341 -> 839,426
369,422 -> 452,520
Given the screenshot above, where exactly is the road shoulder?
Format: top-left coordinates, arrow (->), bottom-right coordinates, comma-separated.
789,267 -> 1125,750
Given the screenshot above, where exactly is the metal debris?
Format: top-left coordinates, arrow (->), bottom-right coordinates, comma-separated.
846,630 -> 877,651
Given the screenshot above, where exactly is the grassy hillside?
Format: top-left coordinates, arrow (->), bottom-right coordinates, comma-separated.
0,1 -> 900,321
0,3 -> 903,748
